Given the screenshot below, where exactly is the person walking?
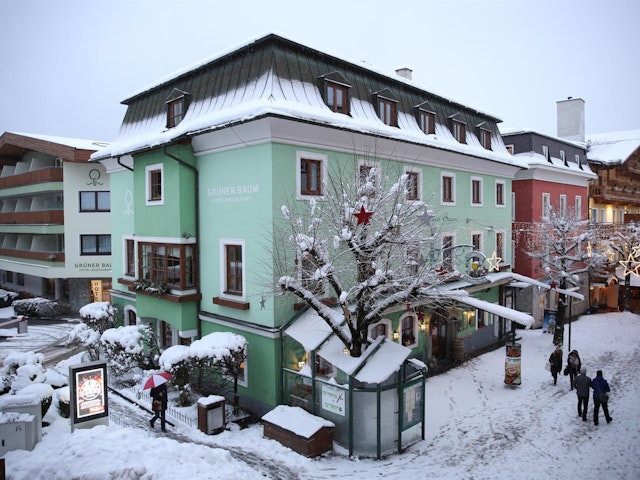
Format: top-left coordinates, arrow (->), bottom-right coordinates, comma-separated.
590,369 -> 612,426
549,346 -> 563,385
565,349 -> 581,390
149,383 -> 168,432
573,366 -> 591,421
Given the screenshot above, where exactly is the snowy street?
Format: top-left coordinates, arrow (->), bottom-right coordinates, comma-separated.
2,311 -> 639,479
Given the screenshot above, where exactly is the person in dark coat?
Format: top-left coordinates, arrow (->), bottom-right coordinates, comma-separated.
590,369 -> 612,425
549,347 -> 563,385
573,366 -> 591,421
149,383 -> 168,432
564,349 -> 581,390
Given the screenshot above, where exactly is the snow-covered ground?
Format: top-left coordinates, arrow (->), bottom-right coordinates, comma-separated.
2,311 -> 639,479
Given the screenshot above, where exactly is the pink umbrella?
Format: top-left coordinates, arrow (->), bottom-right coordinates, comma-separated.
142,371 -> 172,390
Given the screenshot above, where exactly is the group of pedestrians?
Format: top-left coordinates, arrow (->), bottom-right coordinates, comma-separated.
548,347 -> 612,426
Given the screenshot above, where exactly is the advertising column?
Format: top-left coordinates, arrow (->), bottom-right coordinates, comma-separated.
504,343 -> 522,386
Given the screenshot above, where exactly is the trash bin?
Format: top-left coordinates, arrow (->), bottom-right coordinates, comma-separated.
197,395 -> 225,435
17,316 -> 28,334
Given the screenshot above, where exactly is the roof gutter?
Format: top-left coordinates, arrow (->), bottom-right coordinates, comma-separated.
163,144 -> 202,338
117,156 -> 134,172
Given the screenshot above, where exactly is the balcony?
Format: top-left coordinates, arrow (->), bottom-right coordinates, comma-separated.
0,248 -> 65,262
0,210 -> 64,225
590,185 -> 640,205
0,168 -> 63,188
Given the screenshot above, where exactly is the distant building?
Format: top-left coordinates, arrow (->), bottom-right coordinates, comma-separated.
0,132 -> 111,311
585,127 -> 640,310
502,101 -> 596,324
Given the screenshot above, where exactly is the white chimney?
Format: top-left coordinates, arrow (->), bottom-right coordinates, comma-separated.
557,97 -> 585,142
396,68 -> 412,80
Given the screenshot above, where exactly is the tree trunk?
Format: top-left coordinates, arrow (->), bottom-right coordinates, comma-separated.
552,285 -> 566,346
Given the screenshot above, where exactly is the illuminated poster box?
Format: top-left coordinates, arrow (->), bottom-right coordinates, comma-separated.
69,360 -> 109,432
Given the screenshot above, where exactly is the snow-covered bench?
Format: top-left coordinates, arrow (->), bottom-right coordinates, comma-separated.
262,405 -> 334,457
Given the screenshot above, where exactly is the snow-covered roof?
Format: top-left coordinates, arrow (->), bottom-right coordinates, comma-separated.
124,31 -> 500,121
7,132 -> 108,151
511,151 -> 596,178
91,34 -> 526,171
262,405 -> 334,438
586,128 -> 640,165
285,309 -> 412,384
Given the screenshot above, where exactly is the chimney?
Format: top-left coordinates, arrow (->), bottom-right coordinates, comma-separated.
556,97 -> 585,142
395,68 -> 412,80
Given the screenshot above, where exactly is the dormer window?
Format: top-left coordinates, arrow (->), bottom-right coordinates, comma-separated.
449,113 -> 466,144
374,88 -> 398,127
542,145 -> 550,162
476,122 -> 492,150
320,72 -> 351,115
416,101 -> 436,134
165,89 -> 190,128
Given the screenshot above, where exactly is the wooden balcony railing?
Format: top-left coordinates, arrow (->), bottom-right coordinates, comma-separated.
589,185 -> 640,204
0,248 -> 65,262
0,211 -> 64,225
0,168 -> 63,188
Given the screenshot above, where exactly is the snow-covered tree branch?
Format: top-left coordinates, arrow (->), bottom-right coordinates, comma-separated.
275,162 -> 452,357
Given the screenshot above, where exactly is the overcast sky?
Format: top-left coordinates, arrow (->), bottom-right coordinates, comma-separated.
1,0 -> 638,143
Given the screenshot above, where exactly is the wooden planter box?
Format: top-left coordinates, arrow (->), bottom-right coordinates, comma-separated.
262,406 -> 334,458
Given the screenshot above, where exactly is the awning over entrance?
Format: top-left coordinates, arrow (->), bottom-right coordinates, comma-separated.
508,272 -> 586,300
446,294 -> 534,327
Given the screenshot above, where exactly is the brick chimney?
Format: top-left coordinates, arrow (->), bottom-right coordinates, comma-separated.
556,97 -> 585,142
396,68 -> 412,80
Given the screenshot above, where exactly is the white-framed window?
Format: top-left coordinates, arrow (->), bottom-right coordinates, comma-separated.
575,196 -> 582,219
599,208 -> 605,223
495,230 -> 505,264
296,151 -> 327,199
123,236 -> 135,278
441,172 -> 456,205
368,319 -> 392,341
471,231 -> 483,252
495,180 -> 505,207
560,150 -> 566,163
404,167 -> 422,201
542,193 -> 551,219
219,238 -> 246,301
145,163 -> 164,206
542,145 -> 549,161
357,159 -> 381,197
560,194 -> 567,216
590,207 -> 598,223
471,177 -> 483,206
441,233 -> 456,271
505,144 -> 514,155
399,313 -> 418,348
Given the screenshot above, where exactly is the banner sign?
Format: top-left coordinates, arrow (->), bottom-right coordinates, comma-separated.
321,384 -> 345,416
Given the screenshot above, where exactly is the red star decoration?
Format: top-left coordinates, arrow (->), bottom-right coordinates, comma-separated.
353,206 -> 374,225
549,281 -> 558,289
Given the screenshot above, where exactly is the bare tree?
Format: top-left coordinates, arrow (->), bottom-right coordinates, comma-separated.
527,207 -> 606,345
605,221 -> 640,311
275,162 -> 453,358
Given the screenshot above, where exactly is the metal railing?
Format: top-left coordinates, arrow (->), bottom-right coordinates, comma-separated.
108,382 -> 197,428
